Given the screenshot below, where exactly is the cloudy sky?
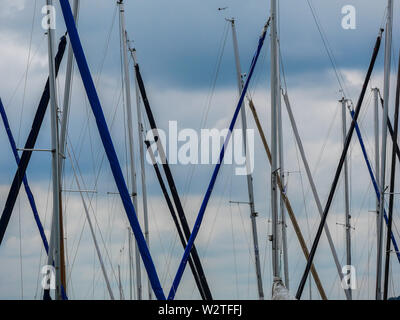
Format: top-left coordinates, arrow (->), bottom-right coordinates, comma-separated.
0,0 -> 400,300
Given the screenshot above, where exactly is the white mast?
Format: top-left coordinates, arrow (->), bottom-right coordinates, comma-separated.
118,0 -> 142,300
340,98 -> 352,300
376,0 -> 393,300
60,0 -> 79,173
128,226 -> 133,300
58,0 -> 80,295
228,18 -> 264,299
270,0 -> 281,282
45,0 -> 62,300
276,43 -> 289,289
373,88 -> 380,252
129,47 -> 152,300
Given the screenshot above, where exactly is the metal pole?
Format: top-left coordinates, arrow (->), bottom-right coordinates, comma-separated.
129,47 -> 152,300
118,265 -> 124,300
229,18 -> 264,300
276,52 -> 289,290
283,92 -> 350,300
270,0 -> 280,282
118,0 -> 142,300
45,0 -> 62,300
383,49 -> 400,300
341,98 -> 352,300
57,0 -> 80,295
373,88 -> 380,254
248,99 -> 327,300
377,0 -> 393,300
60,0 -> 79,173
128,227 -> 133,300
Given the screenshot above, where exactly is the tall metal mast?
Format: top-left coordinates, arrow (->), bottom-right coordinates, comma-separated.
276,52 -> 289,290
270,0 -> 281,282
45,0 -> 62,300
118,0 -> 142,300
128,226 -> 134,300
58,0 -> 80,295
376,0 -> 393,300
383,49 -> 400,300
228,18 -> 264,299
128,45 -> 151,300
373,88 -> 380,253
248,98 -> 327,299
60,0 -> 79,171
340,98 -> 352,299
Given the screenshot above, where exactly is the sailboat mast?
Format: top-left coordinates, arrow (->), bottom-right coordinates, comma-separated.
60,0 -> 79,171
46,0 -> 62,300
277,77 -> 289,291
373,88 -> 380,253
248,98 -> 327,299
340,97 -> 352,300
118,0 -> 142,300
271,2 -> 289,286
129,47 -> 152,300
270,0 -> 281,282
383,49 -> 400,300
128,226 -> 133,300
376,0 -> 393,300
58,0 -> 80,296
228,18 -> 264,300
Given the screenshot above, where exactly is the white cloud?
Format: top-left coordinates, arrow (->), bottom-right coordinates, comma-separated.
1,0 -> 26,17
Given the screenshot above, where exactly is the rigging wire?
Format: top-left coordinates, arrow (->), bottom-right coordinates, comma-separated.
16,0 -> 38,300
63,87 -> 123,289
61,7 -> 121,291
65,133 -> 120,288
187,165 -> 233,298
182,20 -> 230,208
305,0 -> 350,99
118,7 -> 131,192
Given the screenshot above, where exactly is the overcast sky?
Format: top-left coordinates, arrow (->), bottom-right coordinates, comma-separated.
0,0 -> 399,300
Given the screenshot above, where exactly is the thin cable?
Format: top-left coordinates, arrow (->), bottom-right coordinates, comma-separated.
306,0 -> 349,98
182,21 -> 230,207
